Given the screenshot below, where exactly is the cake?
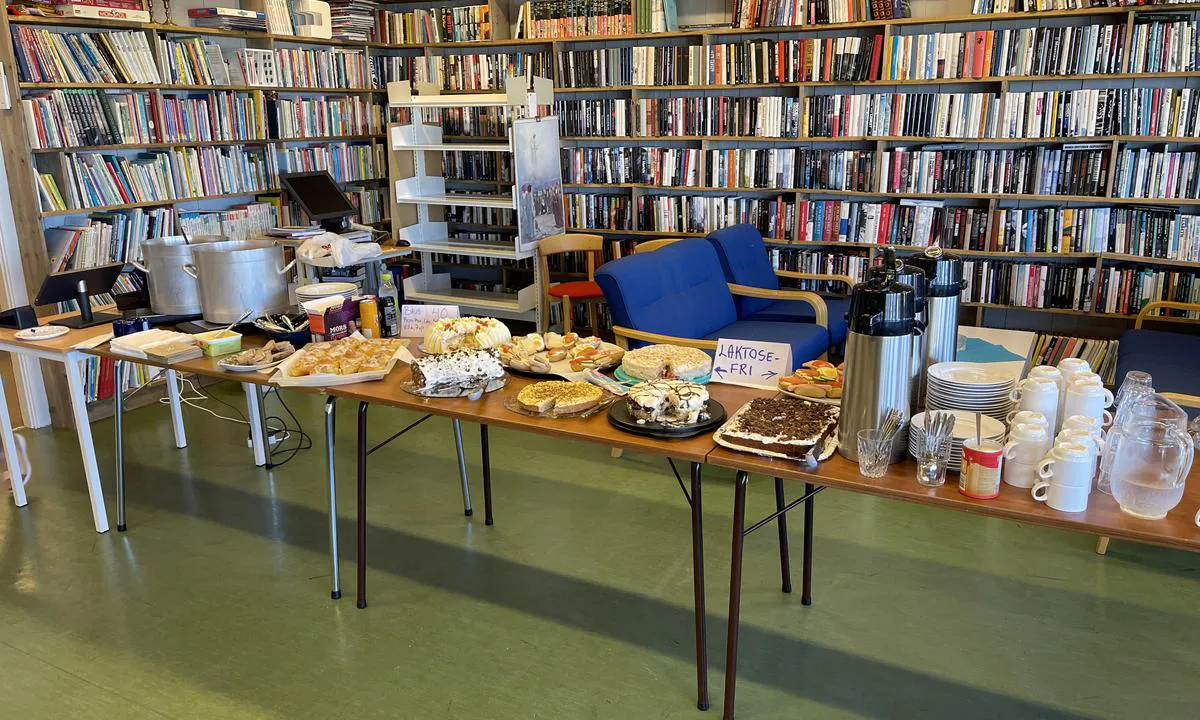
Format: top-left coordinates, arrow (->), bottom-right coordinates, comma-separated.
627,379 -> 710,425
718,397 -> 840,459
621,344 -> 712,381
410,349 -> 504,393
423,317 -> 511,354
516,381 -> 604,414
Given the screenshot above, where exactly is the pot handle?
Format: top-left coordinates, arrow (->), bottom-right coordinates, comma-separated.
182,263 -> 198,279
278,258 -> 297,275
131,261 -> 148,274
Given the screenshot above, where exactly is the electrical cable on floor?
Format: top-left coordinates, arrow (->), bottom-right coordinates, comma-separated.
259,387 -> 312,468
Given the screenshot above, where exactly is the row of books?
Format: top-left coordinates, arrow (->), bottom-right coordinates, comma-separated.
22,89 -> 155,149
271,96 -> 379,139
372,55 -> 416,87
565,192 -> 632,232
963,261 -> 1096,312
1129,16 -> 1197,74
441,107 -> 507,137
878,145 -> 1110,197
158,91 -> 268,144
733,0 -> 908,27
802,92 -> 1000,140
556,96 -> 802,138
424,51 -> 553,92
635,194 -> 798,237
443,151 -> 513,183
1094,265 -> 1200,317
178,201 -> 278,241
985,23 -> 1124,78
796,198 -> 944,247
997,88 -> 1200,139
78,354 -> 156,404
769,249 -> 869,289
1029,333 -> 1118,385
160,36 -> 223,86
37,146 -> 277,212
1112,148 -> 1200,200
375,5 -> 492,44
989,206 -> 1200,260
555,36 -> 879,88
275,47 -> 370,89
971,0 -> 1191,14
278,142 -> 384,183
13,27 -> 159,84
518,0 -> 674,37
562,147 -> 701,186
46,206 -> 174,271
346,184 -> 387,224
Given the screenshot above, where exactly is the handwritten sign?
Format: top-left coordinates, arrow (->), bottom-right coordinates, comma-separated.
400,304 -> 459,338
712,339 -> 792,389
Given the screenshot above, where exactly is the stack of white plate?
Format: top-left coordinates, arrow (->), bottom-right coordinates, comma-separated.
908,410 -> 1006,471
925,361 -> 1016,422
296,282 -> 357,306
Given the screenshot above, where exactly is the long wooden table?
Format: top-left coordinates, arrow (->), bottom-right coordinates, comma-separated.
79,339 -> 1200,718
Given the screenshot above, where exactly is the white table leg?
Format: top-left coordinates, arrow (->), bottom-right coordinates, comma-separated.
243,383 -> 266,467
0,369 -> 27,508
165,369 -> 187,448
64,353 -> 109,533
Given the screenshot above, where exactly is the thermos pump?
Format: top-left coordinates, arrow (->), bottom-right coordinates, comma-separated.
909,246 -> 966,380
837,253 -> 916,463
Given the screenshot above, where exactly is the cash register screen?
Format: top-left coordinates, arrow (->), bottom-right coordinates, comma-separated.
279,171 -> 356,220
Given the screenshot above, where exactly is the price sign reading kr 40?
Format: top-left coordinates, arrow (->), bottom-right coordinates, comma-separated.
711,339 -> 792,389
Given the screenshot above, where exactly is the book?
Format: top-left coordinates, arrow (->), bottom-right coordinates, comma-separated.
53,4 -> 150,22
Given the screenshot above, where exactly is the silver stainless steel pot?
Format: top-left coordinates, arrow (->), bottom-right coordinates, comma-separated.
183,240 -> 295,324
132,235 -> 221,315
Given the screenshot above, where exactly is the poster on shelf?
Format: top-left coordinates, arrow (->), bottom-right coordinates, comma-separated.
512,116 -> 565,253
711,339 -> 792,389
401,305 -> 459,338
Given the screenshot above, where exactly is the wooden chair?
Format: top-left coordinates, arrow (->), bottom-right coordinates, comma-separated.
1095,300 -> 1200,555
537,233 -> 604,334
633,238 -> 681,254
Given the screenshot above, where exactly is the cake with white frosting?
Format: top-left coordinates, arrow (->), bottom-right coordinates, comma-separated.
410,350 -> 504,393
423,317 -> 511,354
627,379 -> 710,425
718,397 -> 839,459
621,344 -> 711,382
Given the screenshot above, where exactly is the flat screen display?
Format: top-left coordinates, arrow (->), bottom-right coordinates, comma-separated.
280,171 -> 356,219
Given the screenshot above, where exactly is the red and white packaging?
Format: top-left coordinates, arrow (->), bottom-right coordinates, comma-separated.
959,438 -> 1003,500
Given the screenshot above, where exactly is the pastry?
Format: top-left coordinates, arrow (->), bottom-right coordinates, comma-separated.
498,333 -> 622,373
286,338 -> 402,377
621,344 -> 712,382
627,379 -> 710,425
410,349 -> 505,393
778,360 -> 844,399
423,316 -> 511,354
568,344 -> 624,372
718,397 -> 840,459
516,381 -> 603,414
229,340 -> 295,367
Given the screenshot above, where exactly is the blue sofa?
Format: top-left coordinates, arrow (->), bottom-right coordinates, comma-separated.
705,224 -> 853,348
1115,301 -> 1200,417
594,238 -> 831,366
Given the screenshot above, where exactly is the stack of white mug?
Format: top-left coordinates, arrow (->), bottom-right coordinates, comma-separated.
1005,358 -> 1116,512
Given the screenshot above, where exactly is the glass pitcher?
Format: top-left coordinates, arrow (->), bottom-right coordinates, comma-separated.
1107,419 -> 1195,520
1098,393 -> 1188,493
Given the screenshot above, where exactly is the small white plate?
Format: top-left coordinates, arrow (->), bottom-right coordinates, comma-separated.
927,362 -> 1014,386
218,358 -> 285,373
15,325 -> 69,341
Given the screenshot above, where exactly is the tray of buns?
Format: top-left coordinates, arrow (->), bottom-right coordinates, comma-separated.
271,336 -> 407,387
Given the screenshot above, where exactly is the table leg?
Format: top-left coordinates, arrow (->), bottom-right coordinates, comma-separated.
480,424 -> 493,526
0,369 -> 27,508
774,477 -> 792,595
165,369 -> 186,448
114,360 -> 126,532
722,471 -> 749,720
243,383 -> 267,467
802,483 -> 815,606
356,401 -> 368,609
64,353 -> 109,533
325,397 -> 341,600
689,461 -> 710,711
452,419 -> 472,516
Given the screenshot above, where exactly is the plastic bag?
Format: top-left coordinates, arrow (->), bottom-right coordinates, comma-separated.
296,232 -> 381,267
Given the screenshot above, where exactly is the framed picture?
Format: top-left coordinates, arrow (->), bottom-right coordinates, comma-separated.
512,116 -> 565,252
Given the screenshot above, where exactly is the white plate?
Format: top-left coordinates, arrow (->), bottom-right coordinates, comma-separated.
927,362 -> 1014,386
218,358 -> 286,373
16,325 -> 69,341
295,281 -> 358,298
911,410 -> 1005,439
777,386 -> 841,405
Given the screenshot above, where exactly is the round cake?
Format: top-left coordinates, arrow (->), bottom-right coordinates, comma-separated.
423,316 -> 511,354
627,379 -> 710,425
621,344 -> 712,382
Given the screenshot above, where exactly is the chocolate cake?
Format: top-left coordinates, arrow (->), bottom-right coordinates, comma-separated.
717,397 -> 840,459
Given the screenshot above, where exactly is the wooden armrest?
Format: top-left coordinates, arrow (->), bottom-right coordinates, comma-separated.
727,284 -> 828,329
1136,301 -> 1200,328
610,326 -> 718,351
1161,392 -> 1200,410
775,270 -> 856,290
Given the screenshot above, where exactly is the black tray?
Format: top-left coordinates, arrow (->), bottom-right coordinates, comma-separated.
607,400 -> 727,438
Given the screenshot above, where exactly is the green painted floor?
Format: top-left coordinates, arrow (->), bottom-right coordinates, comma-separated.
2,384 -> 1199,719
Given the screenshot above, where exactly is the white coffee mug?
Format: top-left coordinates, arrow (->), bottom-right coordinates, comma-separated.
1028,366 -> 1063,384
1031,478 -> 1090,512
1061,414 -> 1102,439
1064,381 -> 1114,427
1004,460 -> 1040,489
1056,358 -> 1092,431
1005,423 -> 1051,465
1037,441 -> 1093,488
1007,410 -> 1050,429
1011,378 -> 1059,431
1055,429 -> 1103,481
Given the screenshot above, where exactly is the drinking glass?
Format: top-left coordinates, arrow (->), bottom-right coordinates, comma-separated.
1115,370 -> 1153,409
857,429 -> 891,478
915,437 -> 952,487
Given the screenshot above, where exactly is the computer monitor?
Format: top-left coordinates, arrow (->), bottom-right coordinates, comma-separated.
34,263 -> 125,328
279,171 -> 357,233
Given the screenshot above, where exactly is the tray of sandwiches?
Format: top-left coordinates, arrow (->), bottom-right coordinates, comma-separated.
504,380 -> 615,419
498,332 -> 624,377
714,396 -> 840,461
607,379 -> 726,438
399,349 -> 508,398
777,360 -> 843,404
271,336 -> 407,387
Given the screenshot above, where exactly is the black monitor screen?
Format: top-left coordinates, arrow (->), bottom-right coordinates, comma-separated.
280,171 -> 357,220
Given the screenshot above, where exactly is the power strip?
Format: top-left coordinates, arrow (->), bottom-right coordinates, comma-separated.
245,432 -> 287,448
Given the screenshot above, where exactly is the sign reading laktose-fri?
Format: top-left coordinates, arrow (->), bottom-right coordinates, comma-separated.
712,339 -> 792,389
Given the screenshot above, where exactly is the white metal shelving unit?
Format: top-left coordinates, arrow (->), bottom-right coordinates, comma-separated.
386,76 -> 555,325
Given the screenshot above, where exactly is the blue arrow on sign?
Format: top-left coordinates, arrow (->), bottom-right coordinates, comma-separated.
762,370 -> 778,380
712,366 -> 726,378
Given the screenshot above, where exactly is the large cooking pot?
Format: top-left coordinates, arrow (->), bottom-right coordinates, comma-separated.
131,235 -> 222,315
183,240 -> 295,324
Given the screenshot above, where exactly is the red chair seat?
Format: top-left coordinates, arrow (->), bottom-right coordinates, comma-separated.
547,280 -> 604,299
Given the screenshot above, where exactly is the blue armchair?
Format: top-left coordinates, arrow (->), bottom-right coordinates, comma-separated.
705,224 -> 853,348
1115,301 -> 1200,416
594,238 -> 831,366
